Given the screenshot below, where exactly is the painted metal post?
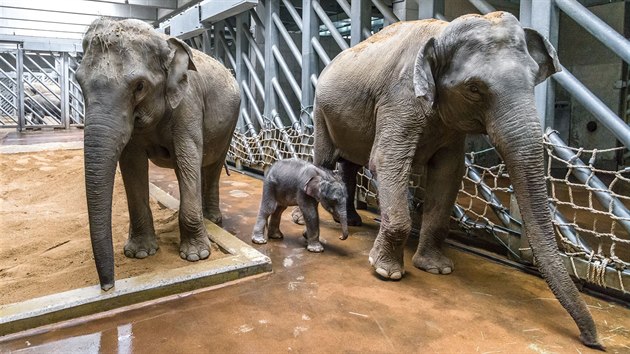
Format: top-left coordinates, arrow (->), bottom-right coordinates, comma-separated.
301,0 -> 318,128
528,0 -> 559,129
263,0 -> 279,124
214,21 -> 225,64
16,47 -> 24,131
351,0 -> 372,46
61,52 -> 70,129
418,0 -> 444,20
236,12 -> 250,132
201,28 -> 211,54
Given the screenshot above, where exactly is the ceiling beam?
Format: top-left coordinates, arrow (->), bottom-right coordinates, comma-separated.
0,34 -> 83,52
86,0 -> 177,10
0,19 -> 88,35
0,28 -> 84,40
0,8 -> 100,26
0,0 -> 158,21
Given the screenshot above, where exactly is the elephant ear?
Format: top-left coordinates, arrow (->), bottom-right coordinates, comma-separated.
413,37 -> 437,107
304,176 -> 322,200
524,28 -> 561,85
165,37 -> 197,109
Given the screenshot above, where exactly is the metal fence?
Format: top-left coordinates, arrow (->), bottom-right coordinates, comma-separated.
202,0 -> 630,296
0,44 -> 83,130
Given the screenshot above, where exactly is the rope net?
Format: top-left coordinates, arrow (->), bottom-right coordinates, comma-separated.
227,126 -> 629,288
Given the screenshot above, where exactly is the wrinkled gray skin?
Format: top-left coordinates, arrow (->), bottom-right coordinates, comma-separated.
251,159 -> 349,252
25,82 -> 61,124
76,18 -> 240,291
312,13 -> 601,349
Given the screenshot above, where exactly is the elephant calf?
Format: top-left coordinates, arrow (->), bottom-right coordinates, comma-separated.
251,159 -> 349,252
76,18 -> 240,291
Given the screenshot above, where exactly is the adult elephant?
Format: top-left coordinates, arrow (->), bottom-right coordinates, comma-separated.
76,18 -> 240,291
312,13 -> 601,349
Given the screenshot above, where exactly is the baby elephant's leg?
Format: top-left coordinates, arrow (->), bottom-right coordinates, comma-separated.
268,206 -> 287,239
300,199 -> 323,253
252,183 -> 276,244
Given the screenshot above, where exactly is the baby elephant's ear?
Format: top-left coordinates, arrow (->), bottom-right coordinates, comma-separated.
304,176 -> 322,199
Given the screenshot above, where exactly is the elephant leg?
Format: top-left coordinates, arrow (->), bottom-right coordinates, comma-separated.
251,183 -> 276,244
368,136 -> 417,280
202,159 -> 224,225
268,206 -> 287,240
337,158 -> 363,226
412,143 -> 465,275
299,197 -> 323,253
119,142 -> 158,259
174,139 -> 211,262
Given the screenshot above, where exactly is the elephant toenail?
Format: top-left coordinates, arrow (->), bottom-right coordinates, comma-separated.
124,250 -> 134,258
368,256 -> 374,265
427,268 -> 440,274
441,267 -> 452,274
187,254 -> 200,261
135,250 -> 148,259
180,252 -> 187,259
390,271 -> 403,280
149,248 -> 157,255
199,250 -> 210,259
375,268 -> 389,278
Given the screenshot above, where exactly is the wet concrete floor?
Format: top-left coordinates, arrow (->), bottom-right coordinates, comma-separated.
1,129 -> 630,353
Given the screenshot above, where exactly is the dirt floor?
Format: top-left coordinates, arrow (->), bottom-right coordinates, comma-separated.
0,149 -> 225,305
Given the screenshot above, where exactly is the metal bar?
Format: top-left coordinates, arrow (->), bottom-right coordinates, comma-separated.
281,0 -> 303,31
241,25 -> 265,71
272,77 -> 299,126
250,8 -> 265,33
16,48 -> 24,131
351,0 -> 372,46
547,129 -> 630,234
335,0 -> 351,17
313,0 -> 349,51
310,73 -> 317,87
263,0 -> 280,119
218,33 -> 237,70
271,108 -> 298,157
61,52 -> 70,129
311,37 -> 331,66
549,201 -> 592,252
272,13 -> 303,67
468,0 -> 495,14
235,13 -> 248,133
555,0 -> 630,64
21,56 -> 62,102
242,53 -> 265,100
553,65 -> 630,149
464,157 -> 521,230
419,0 -> 445,20
301,0 -> 318,128
272,46 -> 302,100
519,0 -> 532,27
242,80 -> 265,127
371,0 -> 399,24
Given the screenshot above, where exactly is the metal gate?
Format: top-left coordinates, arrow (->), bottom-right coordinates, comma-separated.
0,43 -> 83,130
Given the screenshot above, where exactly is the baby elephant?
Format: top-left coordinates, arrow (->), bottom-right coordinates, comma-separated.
252,159 -> 349,252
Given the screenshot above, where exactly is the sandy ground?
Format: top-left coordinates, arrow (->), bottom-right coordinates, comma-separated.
0,149 -> 225,305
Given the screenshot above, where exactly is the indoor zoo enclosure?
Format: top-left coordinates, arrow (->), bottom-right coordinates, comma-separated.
1,0 -> 628,299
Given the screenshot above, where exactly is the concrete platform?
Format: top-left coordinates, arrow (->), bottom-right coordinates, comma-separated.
1,130 -> 629,353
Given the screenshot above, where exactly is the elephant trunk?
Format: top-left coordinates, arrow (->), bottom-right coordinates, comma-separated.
487,102 -> 602,350
84,107 -> 131,291
338,208 -> 349,240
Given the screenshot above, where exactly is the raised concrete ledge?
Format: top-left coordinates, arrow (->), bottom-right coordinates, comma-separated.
0,141 -> 84,154
0,183 -> 272,337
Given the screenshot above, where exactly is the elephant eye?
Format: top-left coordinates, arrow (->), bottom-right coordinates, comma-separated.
136,81 -> 144,92
468,84 -> 479,93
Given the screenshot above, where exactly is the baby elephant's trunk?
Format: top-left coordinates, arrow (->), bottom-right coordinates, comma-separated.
338,209 -> 349,240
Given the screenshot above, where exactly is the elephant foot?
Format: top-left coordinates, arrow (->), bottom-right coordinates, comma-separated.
333,209 -> 363,226
203,209 -> 223,225
268,230 -> 284,240
580,332 -> 605,351
179,235 -> 211,261
124,235 -> 158,259
369,242 -> 405,280
306,241 -> 324,253
251,233 -> 267,244
291,207 -> 304,225
412,249 -> 453,275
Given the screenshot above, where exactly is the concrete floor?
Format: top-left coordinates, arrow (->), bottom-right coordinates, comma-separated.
1,129 -> 630,353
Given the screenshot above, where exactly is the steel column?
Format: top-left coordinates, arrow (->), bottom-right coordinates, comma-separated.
16,47 -> 24,131
301,0 -> 318,128
236,12 -> 249,132
418,0 -> 444,20
263,0 -> 279,121
61,52 -> 70,128
351,0 -> 372,46
528,0 -> 559,129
